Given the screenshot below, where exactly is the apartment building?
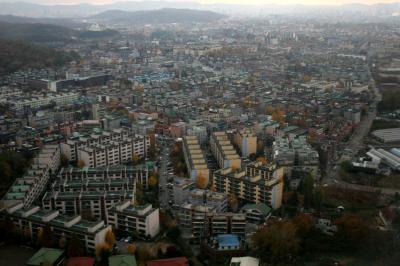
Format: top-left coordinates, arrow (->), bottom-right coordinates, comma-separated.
273,136 -> 319,178
11,92 -> 80,112
0,86 -> 22,101
172,188 -> 228,228
192,212 -> 246,242
234,129 -> 257,157
3,202 -> 111,253
213,162 -> 284,209
240,203 -> 272,224
182,135 -> 210,181
107,200 -> 160,239
61,128 -> 150,163
42,190 -> 133,221
57,165 -> 149,187
77,138 -> 146,167
51,178 -> 135,193
2,145 -> 60,208
210,132 -> 241,170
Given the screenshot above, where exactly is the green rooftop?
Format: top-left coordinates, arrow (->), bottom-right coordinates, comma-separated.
242,203 -> 272,216
109,255 -> 137,266
27,248 -> 64,266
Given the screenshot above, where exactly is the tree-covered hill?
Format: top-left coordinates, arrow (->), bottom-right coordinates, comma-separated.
0,39 -> 80,75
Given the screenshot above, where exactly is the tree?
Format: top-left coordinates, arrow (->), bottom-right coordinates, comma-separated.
60,154 -> 69,167
148,174 -> 158,187
272,107 -> 285,127
0,161 -> 12,181
302,174 -> 314,210
136,245 -> 151,266
340,160 -> 354,172
209,183 -> 216,192
132,154 -> 140,165
313,185 -> 325,214
292,213 -> 314,237
77,159 -> 86,169
135,181 -> 144,205
80,209 -> 96,221
252,220 -> 299,263
303,75 -> 312,82
166,226 -> 181,240
58,233 -> 66,249
228,193 -> 239,212
37,225 -> 53,247
148,142 -> 156,161
335,214 -> 370,249
256,140 -> 265,156
95,243 -> 112,262
105,230 -> 116,247
67,234 -> 85,257
127,244 -> 137,255
287,191 -> 299,208
23,226 -> 32,242
195,173 -> 208,189
266,106 -> 275,115
256,156 -> 267,165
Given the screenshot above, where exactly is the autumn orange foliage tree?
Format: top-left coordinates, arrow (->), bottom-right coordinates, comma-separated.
272,107 -> 285,127
252,220 -> 299,263
127,243 -> 137,254
148,174 -> 158,187
335,213 -> 370,249
195,173 -> 208,189
256,156 -> 267,165
105,229 -> 116,247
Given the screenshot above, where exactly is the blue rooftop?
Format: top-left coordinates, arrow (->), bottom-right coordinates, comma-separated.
217,234 -> 240,248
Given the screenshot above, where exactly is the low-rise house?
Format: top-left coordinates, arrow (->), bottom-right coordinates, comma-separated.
109,255 -> 137,266
27,248 -> 65,266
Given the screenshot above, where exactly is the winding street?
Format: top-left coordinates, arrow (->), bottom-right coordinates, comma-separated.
322,68 -> 400,195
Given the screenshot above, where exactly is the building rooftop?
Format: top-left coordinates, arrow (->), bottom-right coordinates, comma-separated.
147,257 -> 189,266
109,255 -> 137,266
27,248 -> 64,266
217,234 -> 240,248
66,257 -> 95,266
230,256 -> 260,266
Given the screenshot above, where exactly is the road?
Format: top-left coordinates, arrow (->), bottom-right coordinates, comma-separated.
322,72 -> 395,195
333,180 -> 400,195
158,141 -> 173,209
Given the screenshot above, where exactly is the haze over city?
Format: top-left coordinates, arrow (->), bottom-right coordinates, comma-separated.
0,0 -> 398,5
0,1 -> 399,266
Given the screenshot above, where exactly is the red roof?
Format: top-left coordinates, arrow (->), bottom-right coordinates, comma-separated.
147,257 -> 189,266
66,257 -> 95,266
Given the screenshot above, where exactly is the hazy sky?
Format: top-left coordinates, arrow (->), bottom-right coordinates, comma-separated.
1,0 -> 398,6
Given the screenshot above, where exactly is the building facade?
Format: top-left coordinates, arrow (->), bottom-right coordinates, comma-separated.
213,162 -> 284,209
3,203 -> 111,253
2,145 -> 60,208
61,128 -> 150,165
107,201 -> 160,238
182,135 -> 210,181
210,132 -> 241,170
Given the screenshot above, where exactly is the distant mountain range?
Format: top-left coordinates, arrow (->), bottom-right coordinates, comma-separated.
0,14 -> 86,28
90,8 -> 227,24
0,1 -> 399,18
